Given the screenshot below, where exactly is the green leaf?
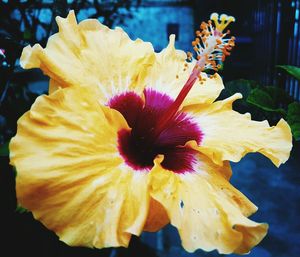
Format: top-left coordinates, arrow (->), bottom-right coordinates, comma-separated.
291,123 -> 300,140
0,141 -> 9,156
277,65 -> 300,81
261,86 -> 294,106
246,88 -> 286,115
16,205 -> 28,213
287,102 -> 300,141
23,29 -> 32,40
225,79 -> 259,98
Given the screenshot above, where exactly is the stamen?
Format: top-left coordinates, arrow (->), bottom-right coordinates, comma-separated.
152,13 -> 235,140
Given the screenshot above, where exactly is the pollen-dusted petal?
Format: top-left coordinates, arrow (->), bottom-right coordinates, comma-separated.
9,87 -> 150,248
149,155 -> 267,254
20,11 -> 155,99
184,93 -> 293,166
145,35 -> 224,106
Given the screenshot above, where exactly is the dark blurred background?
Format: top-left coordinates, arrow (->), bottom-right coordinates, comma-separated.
0,1 -> 300,257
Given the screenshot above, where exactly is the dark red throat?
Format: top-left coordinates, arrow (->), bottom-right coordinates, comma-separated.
109,89 -> 203,173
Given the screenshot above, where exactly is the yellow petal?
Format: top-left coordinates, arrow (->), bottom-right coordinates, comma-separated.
20,11 -> 155,100
184,93 -> 293,166
149,155 -> 267,254
10,86 -> 150,248
145,35 -> 224,105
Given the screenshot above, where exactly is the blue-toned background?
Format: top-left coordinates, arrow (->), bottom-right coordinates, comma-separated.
1,1 -> 299,257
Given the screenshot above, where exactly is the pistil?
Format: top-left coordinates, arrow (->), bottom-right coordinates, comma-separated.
152,13 -> 236,141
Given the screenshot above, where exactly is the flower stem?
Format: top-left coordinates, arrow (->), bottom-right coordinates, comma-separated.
152,67 -> 200,140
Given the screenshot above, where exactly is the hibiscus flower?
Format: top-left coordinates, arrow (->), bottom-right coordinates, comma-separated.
10,11 -> 292,254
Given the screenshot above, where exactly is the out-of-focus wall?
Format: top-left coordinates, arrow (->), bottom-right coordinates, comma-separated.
120,6 -> 194,52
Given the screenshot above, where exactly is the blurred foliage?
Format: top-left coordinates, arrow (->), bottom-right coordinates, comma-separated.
277,65 -> 300,81
287,102 -> 300,141
16,205 -> 29,214
0,141 -> 9,156
247,88 -> 286,115
223,76 -> 300,141
0,0 -> 141,47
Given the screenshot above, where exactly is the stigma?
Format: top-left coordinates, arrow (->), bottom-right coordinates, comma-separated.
210,13 -> 235,34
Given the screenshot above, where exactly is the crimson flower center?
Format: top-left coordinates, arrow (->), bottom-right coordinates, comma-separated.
109,89 -> 203,173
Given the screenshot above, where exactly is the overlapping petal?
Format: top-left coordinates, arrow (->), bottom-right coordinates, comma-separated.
21,11 -> 223,107
184,93 -> 293,166
10,87 -> 150,248
20,11 -> 155,101
143,198 -> 170,232
145,35 -> 224,106
149,154 -> 267,254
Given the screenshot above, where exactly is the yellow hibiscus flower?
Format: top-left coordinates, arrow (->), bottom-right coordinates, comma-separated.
10,11 -> 292,254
